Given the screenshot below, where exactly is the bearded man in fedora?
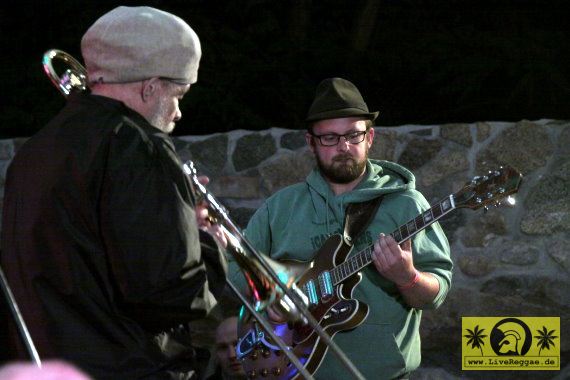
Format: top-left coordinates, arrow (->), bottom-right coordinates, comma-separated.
232,78 -> 453,380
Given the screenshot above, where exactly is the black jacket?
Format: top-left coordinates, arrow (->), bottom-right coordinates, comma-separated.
1,93 -> 226,379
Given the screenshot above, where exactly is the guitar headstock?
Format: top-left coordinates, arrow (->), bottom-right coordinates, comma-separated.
453,166 -> 523,210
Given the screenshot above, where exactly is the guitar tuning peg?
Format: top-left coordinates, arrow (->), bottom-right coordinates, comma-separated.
483,206 -> 489,213
506,196 -> 516,206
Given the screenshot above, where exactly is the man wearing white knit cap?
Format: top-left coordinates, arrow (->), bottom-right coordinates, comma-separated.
81,5 -> 202,134
1,6 -> 226,380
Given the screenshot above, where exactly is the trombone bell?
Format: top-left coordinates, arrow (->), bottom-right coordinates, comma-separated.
42,49 -> 87,97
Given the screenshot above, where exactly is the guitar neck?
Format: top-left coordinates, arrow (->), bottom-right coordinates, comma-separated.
331,195 -> 456,285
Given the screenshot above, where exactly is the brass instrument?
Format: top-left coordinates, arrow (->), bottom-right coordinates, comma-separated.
42,49 -> 87,96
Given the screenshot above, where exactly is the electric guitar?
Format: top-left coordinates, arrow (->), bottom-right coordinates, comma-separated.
236,166 -> 523,379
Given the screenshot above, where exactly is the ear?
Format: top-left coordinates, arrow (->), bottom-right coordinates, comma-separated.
366,127 -> 375,148
305,132 -> 316,154
141,78 -> 160,102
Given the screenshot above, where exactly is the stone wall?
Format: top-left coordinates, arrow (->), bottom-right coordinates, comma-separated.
1,119 -> 568,379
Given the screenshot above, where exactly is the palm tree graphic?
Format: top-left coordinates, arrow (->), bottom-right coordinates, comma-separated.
534,326 -> 557,355
465,325 -> 487,356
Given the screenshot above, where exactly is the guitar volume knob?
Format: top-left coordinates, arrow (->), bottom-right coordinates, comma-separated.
247,369 -> 257,379
261,368 -> 269,377
272,367 -> 282,375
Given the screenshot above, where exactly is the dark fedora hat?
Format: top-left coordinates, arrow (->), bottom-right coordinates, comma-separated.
305,77 -> 379,123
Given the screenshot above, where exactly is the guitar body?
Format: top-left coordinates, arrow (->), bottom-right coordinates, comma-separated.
238,234 -> 369,379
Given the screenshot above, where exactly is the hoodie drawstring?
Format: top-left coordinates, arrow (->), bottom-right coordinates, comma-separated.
325,196 -> 330,235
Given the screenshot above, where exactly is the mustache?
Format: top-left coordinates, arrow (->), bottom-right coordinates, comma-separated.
332,153 -> 354,162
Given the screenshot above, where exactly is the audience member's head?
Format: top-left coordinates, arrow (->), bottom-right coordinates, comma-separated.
214,316 -> 246,379
0,360 -> 91,380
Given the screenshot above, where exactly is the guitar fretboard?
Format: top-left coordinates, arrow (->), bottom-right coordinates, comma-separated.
330,195 -> 455,285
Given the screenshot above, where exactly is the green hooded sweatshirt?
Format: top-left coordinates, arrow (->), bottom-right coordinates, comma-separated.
229,159 -> 452,380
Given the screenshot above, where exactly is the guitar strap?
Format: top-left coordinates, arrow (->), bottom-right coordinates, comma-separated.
342,195 -> 384,246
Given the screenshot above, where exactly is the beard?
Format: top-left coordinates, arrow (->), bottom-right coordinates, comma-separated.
147,98 -> 175,134
316,151 -> 367,184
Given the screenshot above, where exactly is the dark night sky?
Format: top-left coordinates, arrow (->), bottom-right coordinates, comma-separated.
2,0 -> 569,139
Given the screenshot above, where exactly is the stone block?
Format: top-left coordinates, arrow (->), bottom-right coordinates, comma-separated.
232,133 -> 276,172
458,254 -> 497,277
499,241 -> 540,266
481,275 -> 570,308
460,210 -> 507,247
188,134 -> 229,175
417,149 -> 469,187
521,158 -> 570,235
397,137 -> 442,171
369,130 -> 398,161
259,150 -> 314,194
280,130 -> 306,150
441,123 -> 472,147
547,235 -> 570,272
209,176 -> 261,199
476,120 -> 554,175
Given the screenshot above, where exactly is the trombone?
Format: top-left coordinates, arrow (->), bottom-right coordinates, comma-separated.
42,49 -> 365,380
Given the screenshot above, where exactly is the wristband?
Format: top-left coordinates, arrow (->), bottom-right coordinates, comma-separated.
397,269 -> 420,290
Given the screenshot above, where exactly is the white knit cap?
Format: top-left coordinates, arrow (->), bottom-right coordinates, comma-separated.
81,6 -> 201,84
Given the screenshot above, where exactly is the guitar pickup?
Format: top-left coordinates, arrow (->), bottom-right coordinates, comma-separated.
318,271 -> 334,300
303,280 -> 319,306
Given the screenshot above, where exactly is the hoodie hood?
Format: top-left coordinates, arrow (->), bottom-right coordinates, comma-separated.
306,159 -> 415,229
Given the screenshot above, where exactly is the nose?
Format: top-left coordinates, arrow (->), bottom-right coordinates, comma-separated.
174,108 -> 182,122
336,136 -> 350,151
228,344 -> 237,359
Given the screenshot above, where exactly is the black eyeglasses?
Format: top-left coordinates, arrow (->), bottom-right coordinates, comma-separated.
310,130 -> 368,147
